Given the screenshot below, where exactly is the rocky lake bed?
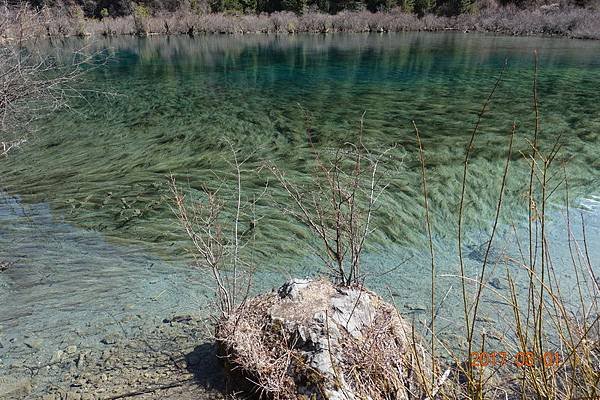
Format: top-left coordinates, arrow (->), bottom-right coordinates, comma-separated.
1,313 -> 225,399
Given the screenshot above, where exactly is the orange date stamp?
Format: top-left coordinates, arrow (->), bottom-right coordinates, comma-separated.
469,351 -> 561,368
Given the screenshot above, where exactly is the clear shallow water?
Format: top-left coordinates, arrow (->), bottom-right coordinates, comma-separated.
2,33 -> 600,261
1,33 -> 600,387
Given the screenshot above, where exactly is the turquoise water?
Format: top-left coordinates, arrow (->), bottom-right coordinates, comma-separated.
2,33 -> 600,262
1,33 -> 600,388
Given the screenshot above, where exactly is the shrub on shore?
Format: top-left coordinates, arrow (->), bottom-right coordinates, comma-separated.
216,279 -> 435,399
1,3 -> 600,39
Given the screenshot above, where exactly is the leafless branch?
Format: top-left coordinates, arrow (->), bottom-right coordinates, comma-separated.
270,113 -> 397,286
1,2 -> 106,158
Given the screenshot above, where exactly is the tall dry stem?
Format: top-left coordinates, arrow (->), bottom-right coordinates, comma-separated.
169,144 -> 262,318
413,120 -> 437,391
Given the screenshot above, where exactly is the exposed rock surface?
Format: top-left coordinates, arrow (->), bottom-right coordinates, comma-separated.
217,279 -> 431,400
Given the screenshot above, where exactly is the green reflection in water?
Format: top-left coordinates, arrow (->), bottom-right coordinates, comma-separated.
2,33 -> 599,267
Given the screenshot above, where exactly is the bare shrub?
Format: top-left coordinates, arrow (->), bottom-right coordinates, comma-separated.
417,12 -> 441,29
239,13 -> 276,32
270,11 -> 298,33
571,12 -> 600,39
195,12 -> 243,33
145,13 -> 170,33
0,3 -> 45,41
101,16 -> 135,35
0,4 -> 101,157
170,143 -> 265,317
164,11 -> 199,34
270,115 -> 397,286
3,3 -> 600,37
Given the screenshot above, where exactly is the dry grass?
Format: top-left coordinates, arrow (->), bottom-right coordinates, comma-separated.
338,303 -> 435,399
215,293 -> 297,398
408,54 -> 600,400
215,279 -> 434,400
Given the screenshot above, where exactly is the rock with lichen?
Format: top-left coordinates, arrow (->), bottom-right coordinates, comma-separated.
216,279 -> 432,400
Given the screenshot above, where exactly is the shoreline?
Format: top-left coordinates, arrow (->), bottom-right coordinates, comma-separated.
2,8 -> 600,42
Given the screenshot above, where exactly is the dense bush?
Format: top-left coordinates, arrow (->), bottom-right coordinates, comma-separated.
20,0 -> 600,17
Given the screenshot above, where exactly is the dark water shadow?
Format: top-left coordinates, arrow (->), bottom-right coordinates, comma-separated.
185,342 -> 227,392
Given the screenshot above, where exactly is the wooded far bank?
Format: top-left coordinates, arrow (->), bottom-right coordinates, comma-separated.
1,2 -> 600,40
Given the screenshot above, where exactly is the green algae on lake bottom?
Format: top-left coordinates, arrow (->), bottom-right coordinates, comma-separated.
1,32 -> 600,267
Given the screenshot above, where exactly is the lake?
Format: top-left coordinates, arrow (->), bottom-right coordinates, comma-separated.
1,33 -> 599,390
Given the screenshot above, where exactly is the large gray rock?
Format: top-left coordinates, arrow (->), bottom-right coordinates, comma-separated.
217,279 -> 431,400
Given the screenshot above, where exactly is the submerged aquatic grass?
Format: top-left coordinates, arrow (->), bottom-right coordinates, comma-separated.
1,36 -> 597,351
2,32 -> 600,399
1,33 -> 599,270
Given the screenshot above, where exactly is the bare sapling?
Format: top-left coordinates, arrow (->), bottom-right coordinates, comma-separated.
169,143 -> 265,318
270,112 -> 396,286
